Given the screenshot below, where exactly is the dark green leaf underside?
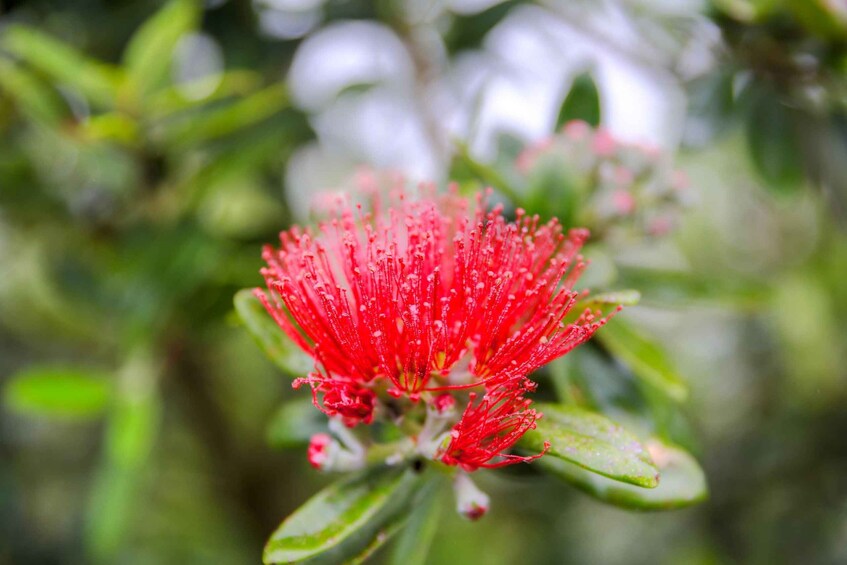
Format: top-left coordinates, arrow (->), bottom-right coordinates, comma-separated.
596,319 -> 689,402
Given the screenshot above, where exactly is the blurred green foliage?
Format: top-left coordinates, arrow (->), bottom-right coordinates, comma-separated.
1,1 -> 846,564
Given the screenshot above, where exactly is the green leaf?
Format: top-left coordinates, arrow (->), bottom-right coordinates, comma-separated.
746,90 -> 804,194
444,0 -> 519,54
3,366 -> 111,420
266,398 -> 327,448
524,163 -> 585,227
0,59 -> 67,125
389,477 -> 444,565
157,84 -> 290,148
123,0 -> 199,102
1,25 -> 120,108
85,349 -> 161,560
556,72 -> 601,129
521,403 -> 659,488
617,266 -> 767,310
683,67 -> 738,147
263,466 -> 424,564
596,318 -> 689,402
80,112 -> 139,144
786,0 -> 847,39
538,438 -> 708,510
146,69 -> 264,118
712,0 -> 780,22
451,140 -> 522,203
569,290 -> 640,321
234,289 -> 313,378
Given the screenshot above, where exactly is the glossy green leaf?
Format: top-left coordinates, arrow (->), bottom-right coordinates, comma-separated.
234,289 -> 313,378
389,476 -> 444,565
266,398 -> 327,448
1,25 -> 119,107
556,72 -> 601,128
538,438 -> 708,510
123,0 -> 199,101
3,367 -> 111,420
746,90 -> 804,194
596,318 -> 689,402
521,403 -> 658,488
263,466 -> 424,564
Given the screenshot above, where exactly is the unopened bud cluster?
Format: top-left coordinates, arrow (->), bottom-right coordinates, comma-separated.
516,120 -> 690,239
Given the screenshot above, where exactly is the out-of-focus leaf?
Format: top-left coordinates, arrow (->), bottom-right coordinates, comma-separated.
572,290 -> 640,318
263,466 -> 424,564
3,367 -> 111,420
796,113 -> 847,220
683,67 -> 737,147
156,84 -> 289,148
712,0 -> 780,22
787,0 -> 847,39
451,141 -> 521,203
147,70 -> 264,118
564,344 -> 649,418
197,173 -> 287,238
86,350 -> 161,561
234,289 -> 312,377
266,398 -> 326,448
746,90 -> 804,194
556,72 -> 601,129
538,437 -> 708,510
521,403 -> 659,488
0,59 -> 66,125
389,477 -> 444,565
123,0 -> 199,102
1,25 -> 120,108
444,0 -> 521,54
596,318 -> 689,402
772,272 -> 842,403
177,113 -> 312,212
80,112 -> 139,144
524,158 -> 585,227
617,266 -> 768,310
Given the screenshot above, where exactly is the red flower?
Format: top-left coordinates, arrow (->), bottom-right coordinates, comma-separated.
438,376 -> 549,471
256,189 -> 612,420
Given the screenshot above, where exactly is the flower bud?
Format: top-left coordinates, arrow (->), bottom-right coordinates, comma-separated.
454,472 -> 490,521
305,431 -> 365,472
307,433 -> 332,470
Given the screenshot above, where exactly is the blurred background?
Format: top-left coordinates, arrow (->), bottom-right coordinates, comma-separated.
1,0 -> 846,563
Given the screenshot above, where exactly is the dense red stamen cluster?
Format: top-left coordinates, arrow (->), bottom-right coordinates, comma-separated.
294,376 -> 376,427
439,377 -> 550,471
257,188 -> 613,468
